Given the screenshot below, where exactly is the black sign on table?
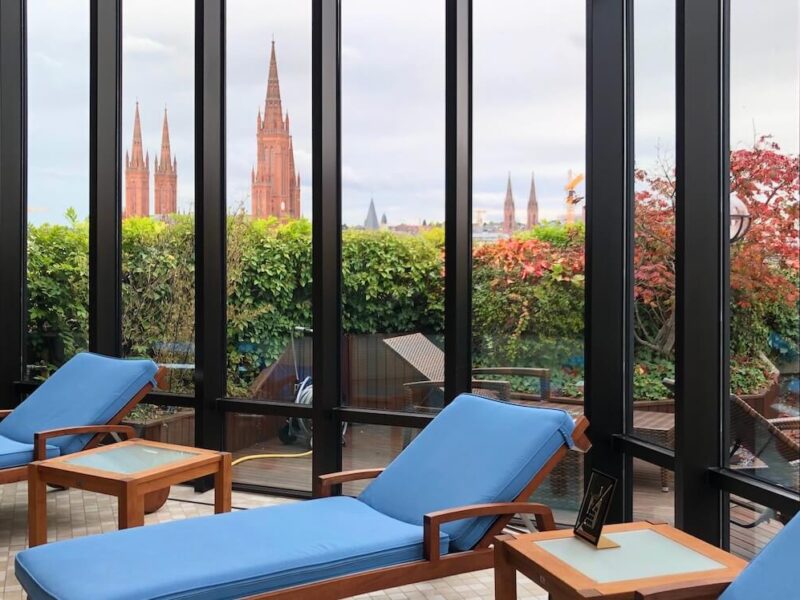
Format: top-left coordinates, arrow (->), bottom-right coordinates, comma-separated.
574,469 -> 619,548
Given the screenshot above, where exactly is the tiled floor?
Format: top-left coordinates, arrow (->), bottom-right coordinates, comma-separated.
0,482 -> 547,599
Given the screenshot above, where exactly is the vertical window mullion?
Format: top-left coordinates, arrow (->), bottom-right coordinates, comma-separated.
585,0 -> 633,523
0,0 -> 27,408
195,0 -> 226,453
444,0 -> 472,404
89,0 -> 122,357
674,0 -> 728,544
311,0 -> 342,493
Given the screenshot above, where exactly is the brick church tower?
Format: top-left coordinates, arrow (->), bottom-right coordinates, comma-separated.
154,108 -> 178,215
252,41 -> 301,220
527,171 -> 539,229
124,102 -> 150,218
503,173 -> 516,235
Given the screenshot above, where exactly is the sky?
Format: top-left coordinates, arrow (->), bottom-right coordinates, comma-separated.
26,0 -> 799,227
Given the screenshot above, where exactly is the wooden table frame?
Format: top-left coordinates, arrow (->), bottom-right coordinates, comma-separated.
494,522 -> 746,600
28,439 -> 232,547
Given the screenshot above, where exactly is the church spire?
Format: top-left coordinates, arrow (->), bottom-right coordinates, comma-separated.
158,108 -> 172,167
527,171 -> 539,229
154,106 -> 178,215
124,102 -> 150,218
503,173 -> 516,235
264,40 -> 284,130
130,101 -> 145,168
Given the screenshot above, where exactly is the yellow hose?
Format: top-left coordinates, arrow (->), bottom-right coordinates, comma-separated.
231,451 -> 312,466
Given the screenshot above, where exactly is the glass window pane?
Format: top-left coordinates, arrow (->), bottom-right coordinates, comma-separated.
633,458 -> 675,525
632,0 -> 677,447
225,1 -> 312,490
226,0 -> 313,408
26,0 -> 90,379
727,0 -> 799,493
472,0 -> 586,521
121,0 -> 195,395
340,0 -> 445,412
729,497 -> 789,560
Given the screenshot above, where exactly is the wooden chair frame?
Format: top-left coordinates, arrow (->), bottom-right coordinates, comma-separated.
0,366 -> 167,485
244,415 -> 590,600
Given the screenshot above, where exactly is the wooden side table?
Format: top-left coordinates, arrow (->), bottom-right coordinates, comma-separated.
494,522 -> 746,599
28,439 -> 232,547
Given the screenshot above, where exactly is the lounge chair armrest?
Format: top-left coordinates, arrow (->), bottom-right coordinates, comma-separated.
423,502 -> 556,561
316,468 -> 384,497
0,409 -> 13,421
34,424 -> 137,461
634,578 -> 732,599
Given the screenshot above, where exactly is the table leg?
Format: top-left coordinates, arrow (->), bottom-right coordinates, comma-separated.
494,535 -> 518,600
119,486 -> 145,530
214,453 -> 232,514
27,465 -> 48,547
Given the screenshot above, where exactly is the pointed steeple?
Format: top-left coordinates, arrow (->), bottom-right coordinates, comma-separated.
364,198 -> 380,230
527,171 -> 539,229
124,102 -> 150,218
264,40 -> 284,130
503,172 -> 516,235
154,106 -> 178,215
159,108 -> 172,168
130,101 -> 146,168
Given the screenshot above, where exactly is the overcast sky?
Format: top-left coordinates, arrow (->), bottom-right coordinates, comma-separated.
27,0 -> 799,226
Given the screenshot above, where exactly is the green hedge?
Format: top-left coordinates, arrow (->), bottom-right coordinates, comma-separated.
27,215 -> 795,398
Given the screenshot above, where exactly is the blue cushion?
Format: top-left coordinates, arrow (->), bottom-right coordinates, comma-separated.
0,435 -> 59,468
15,496 -> 450,600
720,513 -> 800,599
0,353 -> 157,456
359,393 -> 575,551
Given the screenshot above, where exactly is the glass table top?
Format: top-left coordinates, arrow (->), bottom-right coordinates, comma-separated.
534,530 -> 725,584
64,443 -> 201,474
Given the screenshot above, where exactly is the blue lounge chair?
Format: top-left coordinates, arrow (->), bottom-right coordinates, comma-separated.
635,513 -> 800,599
0,352 -> 163,486
15,394 -> 590,600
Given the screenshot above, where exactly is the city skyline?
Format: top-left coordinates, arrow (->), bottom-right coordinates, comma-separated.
26,0 -> 800,227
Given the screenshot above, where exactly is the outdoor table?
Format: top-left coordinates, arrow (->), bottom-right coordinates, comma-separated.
28,439 -> 231,546
494,521 -> 746,600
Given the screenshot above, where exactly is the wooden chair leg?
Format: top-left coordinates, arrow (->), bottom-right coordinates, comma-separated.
27,465 -> 48,547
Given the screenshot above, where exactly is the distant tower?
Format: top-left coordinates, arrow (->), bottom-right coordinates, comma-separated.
527,171 -> 539,229
380,213 -> 388,229
154,108 -> 178,215
364,198 -> 379,230
503,173 -> 516,235
252,41 -> 301,220
124,102 -> 150,218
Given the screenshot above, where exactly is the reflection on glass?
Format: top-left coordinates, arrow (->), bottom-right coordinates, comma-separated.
121,0 -> 195,394
729,497 -> 788,560
472,0 -> 586,519
226,0 -> 313,402
227,413 -> 312,492
342,425 -> 412,496
631,0 -> 677,447
727,0 -> 799,492
26,0 -> 90,379
632,458 -> 674,525
340,0 -> 445,412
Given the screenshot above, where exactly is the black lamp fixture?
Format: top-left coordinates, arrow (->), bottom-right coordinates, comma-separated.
729,192 -> 752,244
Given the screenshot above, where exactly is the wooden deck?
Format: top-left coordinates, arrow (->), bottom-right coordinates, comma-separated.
231,423 -> 783,560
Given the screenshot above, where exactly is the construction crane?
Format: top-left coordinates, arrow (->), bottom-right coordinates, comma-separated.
565,170 -> 585,224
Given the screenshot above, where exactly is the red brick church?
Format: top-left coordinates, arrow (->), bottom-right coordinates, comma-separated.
251,41 -> 301,220
124,103 -> 177,218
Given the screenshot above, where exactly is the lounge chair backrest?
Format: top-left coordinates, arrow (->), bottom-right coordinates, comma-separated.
729,395 -> 799,488
0,352 -> 158,455
358,393 -> 575,551
720,513 -> 800,599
